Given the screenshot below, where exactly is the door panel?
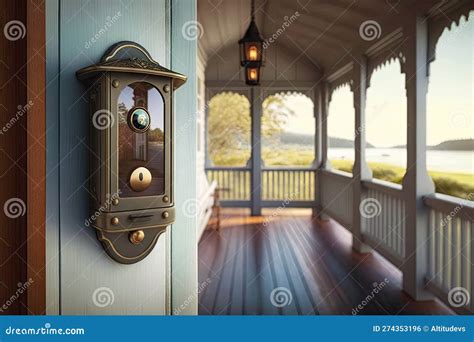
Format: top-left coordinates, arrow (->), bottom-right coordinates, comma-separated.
49,0 -> 170,315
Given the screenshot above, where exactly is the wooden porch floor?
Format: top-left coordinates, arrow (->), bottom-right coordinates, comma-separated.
198,209 -> 452,315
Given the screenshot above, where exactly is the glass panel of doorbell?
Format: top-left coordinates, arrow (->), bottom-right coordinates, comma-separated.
118,82 -> 165,197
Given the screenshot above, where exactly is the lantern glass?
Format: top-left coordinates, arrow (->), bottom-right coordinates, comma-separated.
246,67 -> 260,85
247,44 -> 258,61
241,41 -> 263,66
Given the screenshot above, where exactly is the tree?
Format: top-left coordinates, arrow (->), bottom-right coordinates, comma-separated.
207,92 -> 294,165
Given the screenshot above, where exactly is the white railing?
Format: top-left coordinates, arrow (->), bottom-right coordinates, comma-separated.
361,179 -> 406,266
262,168 -> 315,202
205,167 -> 251,201
424,193 -> 474,314
319,169 -> 353,230
205,167 -> 316,207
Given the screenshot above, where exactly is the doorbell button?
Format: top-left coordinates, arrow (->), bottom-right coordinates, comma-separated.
129,230 -> 145,245
130,167 -> 152,192
127,107 -> 150,133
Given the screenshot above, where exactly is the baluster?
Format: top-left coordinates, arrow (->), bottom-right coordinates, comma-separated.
451,217 -> 461,289
303,171 -> 309,199
393,196 -> 397,253
277,171 -> 280,200
294,172 -> 302,198
246,170 -> 249,201
237,170 -> 240,200
269,171 -> 272,200
461,219 -> 470,295
227,170 -> 231,199
291,172 -> 294,198
278,171 -> 281,200
391,197 -> 396,254
401,201 -> 406,257
223,171 -> 227,200
444,215 -> 452,290
263,170 -> 267,201
241,170 -> 244,201
470,220 -> 473,311
436,211 -> 443,286
428,209 -> 435,279
267,170 -> 270,201
389,197 -> 394,251
375,191 -> 380,241
382,193 -> 386,244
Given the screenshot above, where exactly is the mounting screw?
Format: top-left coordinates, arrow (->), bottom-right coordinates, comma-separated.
111,217 -> 119,225
162,211 -> 169,219
129,230 -> 145,245
112,79 -> 120,88
163,195 -> 169,203
163,84 -> 170,93
112,198 -> 119,206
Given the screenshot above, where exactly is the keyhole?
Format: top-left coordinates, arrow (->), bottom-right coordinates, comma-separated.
139,172 -> 144,181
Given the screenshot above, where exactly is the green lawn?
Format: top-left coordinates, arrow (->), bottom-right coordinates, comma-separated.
211,148 -> 474,200
331,160 -> 473,199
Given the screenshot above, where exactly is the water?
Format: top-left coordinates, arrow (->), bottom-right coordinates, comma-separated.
328,148 -> 474,174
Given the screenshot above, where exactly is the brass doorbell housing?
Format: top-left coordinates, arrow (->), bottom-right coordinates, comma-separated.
77,41 -> 187,264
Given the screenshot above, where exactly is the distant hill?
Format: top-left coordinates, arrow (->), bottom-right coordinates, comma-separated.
278,132 -> 375,148
391,139 -> 474,151
275,133 -> 473,151
428,139 -> 474,151
329,137 -> 375,148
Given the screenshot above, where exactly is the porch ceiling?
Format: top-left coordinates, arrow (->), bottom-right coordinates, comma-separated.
198,0 -> 438,72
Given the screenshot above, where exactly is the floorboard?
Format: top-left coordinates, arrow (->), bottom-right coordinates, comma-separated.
198,208 -> 452,315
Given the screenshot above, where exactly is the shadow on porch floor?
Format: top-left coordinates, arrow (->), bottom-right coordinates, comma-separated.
198,208 -> 452,315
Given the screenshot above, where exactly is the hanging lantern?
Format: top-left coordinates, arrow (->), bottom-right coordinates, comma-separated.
238,0 -> 264,85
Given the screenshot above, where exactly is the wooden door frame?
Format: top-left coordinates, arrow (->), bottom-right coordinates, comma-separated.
0,0 -> 46,315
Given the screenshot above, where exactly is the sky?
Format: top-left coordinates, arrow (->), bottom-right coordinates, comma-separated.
283,12 -> 473,147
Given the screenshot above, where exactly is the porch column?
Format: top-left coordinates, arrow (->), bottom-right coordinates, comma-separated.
320,82 -> 331,170
250,87 -> 262,216
313,85 -> 323,216
352,57 -> 372,253
401,15 -> 435,300
315,83 -> 331,218
204,91 -> 212,168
